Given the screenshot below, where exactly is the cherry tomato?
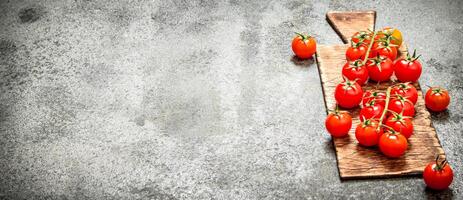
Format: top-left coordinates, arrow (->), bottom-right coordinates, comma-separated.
325,108 -> 352,138
351,31 -> 371,45
359,101 -> 384,122
355,119 -> 382,147
346,43 -> 367,61
423,156 -> 453,190
366,56 -> 394,82
393,50 -> 422,82
342,60 -> 369,85
384,113 -> 414,139
388,95 -> 415,117
291,32 -> 317,59
373,41 -> 398,61
391,83 -> 418,105
425,87 -> 450,112
379,130 -> 408,158
334,79 -> 363,109
379,27 -> 403,46
362,91 -> 387,107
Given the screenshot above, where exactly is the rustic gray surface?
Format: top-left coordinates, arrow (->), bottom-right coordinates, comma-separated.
0,0 -> 462,199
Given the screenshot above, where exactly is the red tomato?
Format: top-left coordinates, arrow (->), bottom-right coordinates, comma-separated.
334,79 -> 363,109
325,108 -> 352,138
341,60 -> 369,85
362,91 -> 387,107
393,50 -> 422,82
359,101 -> 384,122
379,130 -> 408,158
346,43 -> 367,61
351,31 -> 371,45
291,32 -> 317,59
388,95 -> 415,117
373,41 -> 398,61
423,156 -> 454,190
425,87 -> 450,112
355,119 -> 382,147
391,83 -> 418,105
384,113 -> 414,139
366,56 -> 394,82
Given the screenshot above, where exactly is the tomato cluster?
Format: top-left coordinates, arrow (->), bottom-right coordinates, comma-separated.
323,27 -> 453,190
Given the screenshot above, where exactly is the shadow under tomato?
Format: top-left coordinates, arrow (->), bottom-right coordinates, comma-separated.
290,55 -> 315,67
425,186 -> 454,200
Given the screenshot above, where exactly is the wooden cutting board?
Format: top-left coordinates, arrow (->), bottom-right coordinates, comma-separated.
316,11 -> 446,179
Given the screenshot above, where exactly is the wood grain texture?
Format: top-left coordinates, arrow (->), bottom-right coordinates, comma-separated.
326,11 -> 376,44
316,44 -> 446,179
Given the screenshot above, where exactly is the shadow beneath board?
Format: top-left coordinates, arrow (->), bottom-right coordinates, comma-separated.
290,55 -> 315,68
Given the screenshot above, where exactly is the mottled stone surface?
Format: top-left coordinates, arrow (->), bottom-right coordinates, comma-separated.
0,0 -> 461,199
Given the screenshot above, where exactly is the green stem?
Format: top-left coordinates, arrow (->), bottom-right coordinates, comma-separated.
362,31 -> 378,65
377,87 -> 391,131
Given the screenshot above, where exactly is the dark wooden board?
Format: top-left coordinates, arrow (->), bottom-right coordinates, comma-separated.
317,11 -> 446,179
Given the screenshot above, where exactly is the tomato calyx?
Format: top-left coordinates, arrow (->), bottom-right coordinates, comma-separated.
345,60 -> 365,70
327,105 -> 346,116
433,155 -> 449,172
388,110 -> 411,124
295,32 -> 312,44
429,86 -> 447,95
375,39 -> 398,52
368,55 -> 387,71
405,49 -> 421,62
341,78 -> 359,91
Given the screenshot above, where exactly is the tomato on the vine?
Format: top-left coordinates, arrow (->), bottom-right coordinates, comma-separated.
342,60 -> 369,85
359,101 -> 384,122
291,32 -> 317,59
366,56 -> 394,82
378,27 -> 403,46
379,130 -> 408,158
425,87 -> 450,112
334,79 -> 363,109
351,31 -> 372,45
373,40 -> 398,61
325,107 -> 352,138
394,50 -> 422,82
391,83 -> 418,105
346,42 -> 367,61
423,156 -> 453,190
388,95 -> 415,117
361,91 -> 387,107
355,119 -> 382,147
384,112 -> 414,139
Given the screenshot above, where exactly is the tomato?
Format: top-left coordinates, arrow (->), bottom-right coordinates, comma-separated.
359,101 -> 384,122
334,79 -> 363,109
384,113 -> 414,139
378,130 -> 407,158
366,56 -> 394,82
346,43 -> 367,61
393,50 -> 422,82
341,60 -> 369,85
425,87 -> 450,112
325,108 -> 352,138
390,83 -> 418,105
373,41 -> 397,61
355,119 -> 382,147
388,95 -> 415,117
380,27 -> 403,46
292,32 -> 317,59
351,31 -> 371,45
423,156 -> 453,190
362,91 -> 387,107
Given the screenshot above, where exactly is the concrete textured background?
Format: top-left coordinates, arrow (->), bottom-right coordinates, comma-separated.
0,0 -> 462,199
